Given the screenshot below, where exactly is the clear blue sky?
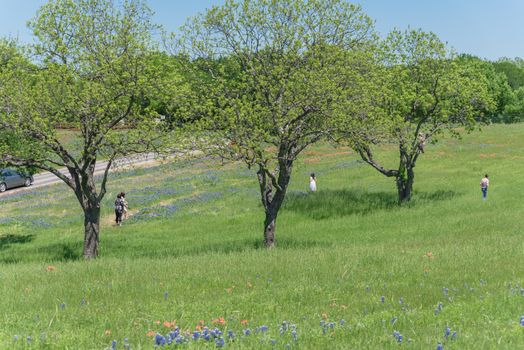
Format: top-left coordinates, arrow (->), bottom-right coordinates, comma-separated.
0,0 -> 522,61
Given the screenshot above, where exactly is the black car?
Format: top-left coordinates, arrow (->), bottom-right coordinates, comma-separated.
0,169 -> 34,192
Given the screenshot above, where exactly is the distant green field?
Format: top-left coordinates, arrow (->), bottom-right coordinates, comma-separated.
1,124 -> 524,349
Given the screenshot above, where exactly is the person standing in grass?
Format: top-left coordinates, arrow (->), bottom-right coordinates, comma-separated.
309,173 -> 317,192
480,174 -> 489,200
120,192 -> 129,220
115,193 -> 125,226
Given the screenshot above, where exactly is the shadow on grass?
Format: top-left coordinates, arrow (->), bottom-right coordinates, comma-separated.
39,242 -> 83,262
284,189 -> 461,219
283,189 -> 398,219
0,234 -> 35,251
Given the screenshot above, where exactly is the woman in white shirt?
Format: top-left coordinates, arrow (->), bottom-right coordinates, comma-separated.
309,173 -> 317,192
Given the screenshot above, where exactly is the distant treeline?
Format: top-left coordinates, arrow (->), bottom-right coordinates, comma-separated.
460,55 -> 524,123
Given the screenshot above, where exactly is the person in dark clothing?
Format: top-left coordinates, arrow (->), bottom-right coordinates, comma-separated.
115,193 -> 125,226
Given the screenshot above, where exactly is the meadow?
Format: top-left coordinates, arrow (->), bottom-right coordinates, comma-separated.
1,124 -> 524,349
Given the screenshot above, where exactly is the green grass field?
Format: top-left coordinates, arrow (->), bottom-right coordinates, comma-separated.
1,124 -> 524,349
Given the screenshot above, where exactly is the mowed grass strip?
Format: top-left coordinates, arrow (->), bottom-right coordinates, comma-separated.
0,124 -> 524,349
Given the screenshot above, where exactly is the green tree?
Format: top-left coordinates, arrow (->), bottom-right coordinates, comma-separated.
493,58 -> 524,90
0,0 -> 166,259
345,29 -> 494,203
179,0 -> 375,247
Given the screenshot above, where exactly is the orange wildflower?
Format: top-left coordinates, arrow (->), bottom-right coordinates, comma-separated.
199,320 -> 205,326
240,319 -> 249,326
146,330 -> 156,337
155,320 -> 161,325
46,265 -> 56,272
195,325 -> 202,331
212,317 -> 226,325
322,312 -> 328,320
104,329 -> 111,336
163,321 -> 173,328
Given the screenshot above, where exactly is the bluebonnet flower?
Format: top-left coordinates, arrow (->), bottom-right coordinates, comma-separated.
81,298 -> 86,306
124,338 -> 130,350
260,325 -> 268,332
445,327 -> 451,338
319,320 -> 325,327
452,331 -> 457,340
381,296 -> 385,303
192,331 -> 201,340
155,333 -> 166,346
328,322 -> 335,329
437,342 -> 443,350
399,297 -> 404,305
227,330 -> 234,339
365,286 -> 371,293
443,288 -> 449,297
111,340 -> 117,350
27,336 -> 32,344
215,338 -> 225,347
244,329 -> 251,336
520,316 -> 524,326
175,336 -> 185,344
60,303 -> 66,310
393,331 -> 402,343
340,319 -> 346,326
291,330 -> 298,341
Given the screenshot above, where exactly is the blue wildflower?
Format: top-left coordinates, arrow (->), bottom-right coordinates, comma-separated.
81,298 -> 86,306
175,336 -> 185,344
227,330 -> 234,339
60,303 -> 66,310
215,338 -> 225,347
27,336 -> 31,344
445,327 -> 451,338
381,296 -> 385,303
111,340 -> 117,350
328,322 -> 335,329
244,329 -> 251,336
193,331 -> 201,340
260,325 -> 268,332
443,288 -> 449,297
520,316 -> 524,326
291,330 -> 297,341
452,331 -> 457,340
437,342 -> 443,350
340,319 -> 346,326
155,333 -> 166,346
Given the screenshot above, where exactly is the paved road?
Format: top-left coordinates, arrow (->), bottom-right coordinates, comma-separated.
0,152 -> 159,197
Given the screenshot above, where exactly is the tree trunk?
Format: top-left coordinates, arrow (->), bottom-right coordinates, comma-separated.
83,204 -> 101,259
396,165 -> 414,204
264,209 -> 277,248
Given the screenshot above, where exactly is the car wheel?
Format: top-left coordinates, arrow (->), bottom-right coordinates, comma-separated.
0,183 -> 6,192
24,178 -> 32,187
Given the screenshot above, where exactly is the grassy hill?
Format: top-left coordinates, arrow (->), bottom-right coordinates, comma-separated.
1,124 -> 524,349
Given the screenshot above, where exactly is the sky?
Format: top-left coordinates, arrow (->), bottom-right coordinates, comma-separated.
0,0 -> 523,61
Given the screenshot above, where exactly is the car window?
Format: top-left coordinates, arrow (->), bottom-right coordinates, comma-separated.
3,171 -> 12,176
